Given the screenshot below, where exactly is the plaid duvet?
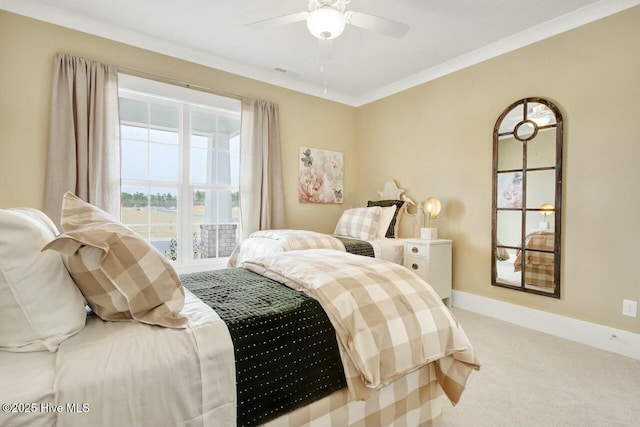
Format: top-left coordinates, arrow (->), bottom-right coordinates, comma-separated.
242,249 -> 479,404
514,231 -> 555,287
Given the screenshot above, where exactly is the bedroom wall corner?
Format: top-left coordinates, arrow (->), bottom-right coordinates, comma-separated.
354,6 -> 640,335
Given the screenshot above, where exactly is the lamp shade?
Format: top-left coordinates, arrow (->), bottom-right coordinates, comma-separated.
539,203 -> 554,217
423,197 -> 442,219
306,6 -> 346,40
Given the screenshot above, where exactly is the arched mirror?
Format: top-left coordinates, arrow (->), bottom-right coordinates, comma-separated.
492,98 -> 563,298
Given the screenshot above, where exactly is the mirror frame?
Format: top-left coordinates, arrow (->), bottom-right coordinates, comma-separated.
491,97 -> 563,298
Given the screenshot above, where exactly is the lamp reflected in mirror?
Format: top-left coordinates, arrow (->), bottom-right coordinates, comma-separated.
539,203 -> 554,229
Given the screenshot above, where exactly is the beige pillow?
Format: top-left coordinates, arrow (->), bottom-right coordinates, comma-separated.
334,206 -> 381,240
0,208 -> 87,352
44,192 -> 187,328
375,206 -> 398,238
366,200 -> 406,238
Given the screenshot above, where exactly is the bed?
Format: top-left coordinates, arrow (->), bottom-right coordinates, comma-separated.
513,230 -> 555,288
229,180 -> 417,267
1,194 -> 478,427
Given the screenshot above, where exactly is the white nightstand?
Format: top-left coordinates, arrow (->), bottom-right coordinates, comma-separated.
403,239 -> 452,307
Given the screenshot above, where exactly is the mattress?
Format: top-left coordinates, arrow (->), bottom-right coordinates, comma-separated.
0,290 -> 236,427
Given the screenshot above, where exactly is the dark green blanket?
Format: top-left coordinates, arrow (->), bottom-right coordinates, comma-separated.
181,268 -> 346,427
333,235 -> 375,257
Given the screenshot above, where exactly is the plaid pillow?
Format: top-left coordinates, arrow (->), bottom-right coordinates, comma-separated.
366,200 -> 406,238
334,206 -> 381,240
44,192 -> 187,328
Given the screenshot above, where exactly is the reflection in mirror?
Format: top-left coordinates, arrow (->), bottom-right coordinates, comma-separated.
492,98 -> 563,298
515,120 -> 537,141
497,135 -> 523,170
527,128 -> 556,169
526,170 -> 555,209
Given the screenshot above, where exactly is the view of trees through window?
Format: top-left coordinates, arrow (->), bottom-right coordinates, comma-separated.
118,83 -> 241,264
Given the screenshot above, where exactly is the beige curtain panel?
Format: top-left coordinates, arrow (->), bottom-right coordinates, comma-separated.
44,53 -> 120,226
239,98 -> 286,240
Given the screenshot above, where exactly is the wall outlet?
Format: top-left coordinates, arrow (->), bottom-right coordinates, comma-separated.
622,299 -> 638,318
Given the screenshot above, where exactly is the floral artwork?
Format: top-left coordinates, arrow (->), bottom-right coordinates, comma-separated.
497,172 -> 523,208
299,147 -> 343,204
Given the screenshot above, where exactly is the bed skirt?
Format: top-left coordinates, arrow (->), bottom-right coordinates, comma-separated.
263,362 -> 445,427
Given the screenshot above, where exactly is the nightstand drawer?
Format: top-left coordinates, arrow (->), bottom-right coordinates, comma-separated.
402,239 -> 452,307
405,242 -> 429,258
405,255 -> 427,276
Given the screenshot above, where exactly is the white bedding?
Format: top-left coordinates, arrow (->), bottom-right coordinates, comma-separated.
230,230 -> 405,266
0,289 -> 236,427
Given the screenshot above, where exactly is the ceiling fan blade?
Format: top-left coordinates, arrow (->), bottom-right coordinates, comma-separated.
245,12 -> 308,31
346,11 -> 409,38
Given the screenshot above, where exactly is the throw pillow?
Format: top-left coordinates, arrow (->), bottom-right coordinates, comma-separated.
44,192 -> 187,328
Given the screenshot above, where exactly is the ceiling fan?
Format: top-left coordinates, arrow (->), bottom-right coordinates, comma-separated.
246,0 -> 410,40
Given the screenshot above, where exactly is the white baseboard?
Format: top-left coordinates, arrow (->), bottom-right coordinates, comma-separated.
451,290 -> 640,361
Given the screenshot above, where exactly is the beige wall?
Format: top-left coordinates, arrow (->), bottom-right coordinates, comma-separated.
1,7 -> 639,334
356,7 -> 640,333
0,10 -> 356,233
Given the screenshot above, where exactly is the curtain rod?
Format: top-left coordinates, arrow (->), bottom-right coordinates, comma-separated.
117,66 -> 242,101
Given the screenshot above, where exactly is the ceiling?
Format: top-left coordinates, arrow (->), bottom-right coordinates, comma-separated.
1,0 -> 637,106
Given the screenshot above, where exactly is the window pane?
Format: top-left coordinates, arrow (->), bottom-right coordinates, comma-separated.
190,147 -> 209,184
120,98 -> 149,124
121,140 -> 148,180
150,103 -> 179,129
192,189 -> 239,259
218,133 -> 230,151
121,185 -> 149,225
121,124 -> 148,140
150,143 -> 179,182
149,187 -> 178,222
191,134 -> 209,149
192,110 -> 217,134
150,128 -> 178,144
149,187 -> 178,260
150,225 -> 177,261
230,136 -> 240,186
120,88 -> 241,265
218,115 -> 240,146
217,150 -> 231,184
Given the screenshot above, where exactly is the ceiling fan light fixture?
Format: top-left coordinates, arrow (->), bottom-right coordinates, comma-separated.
306,7 -> 346,40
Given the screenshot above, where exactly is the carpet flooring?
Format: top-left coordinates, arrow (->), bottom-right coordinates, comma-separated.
441,308 -> 640,427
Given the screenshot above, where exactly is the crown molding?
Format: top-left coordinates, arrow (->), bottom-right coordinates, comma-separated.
352,0 -> 640,106
1,0 -> 638,107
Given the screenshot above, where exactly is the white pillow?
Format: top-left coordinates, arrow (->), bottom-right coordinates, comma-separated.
0,209 -> 87,352
376,206 -> 398,238
334,206 -> 381,240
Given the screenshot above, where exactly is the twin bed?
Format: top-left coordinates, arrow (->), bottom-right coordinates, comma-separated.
0,188 -> 478,427
230,181 -> 416,268
496,230 -> 555,290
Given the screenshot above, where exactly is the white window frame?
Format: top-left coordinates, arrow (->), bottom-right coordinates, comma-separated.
118,74 -> 241,273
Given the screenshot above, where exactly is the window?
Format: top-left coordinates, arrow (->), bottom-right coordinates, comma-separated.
118,75 -> 241,266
